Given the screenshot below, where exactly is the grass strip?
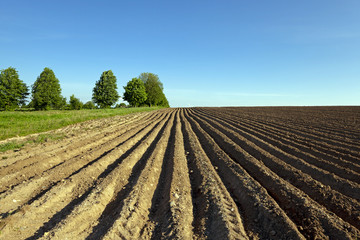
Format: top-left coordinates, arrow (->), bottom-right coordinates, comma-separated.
0,107 -> 163,141
0,133 -> 66,152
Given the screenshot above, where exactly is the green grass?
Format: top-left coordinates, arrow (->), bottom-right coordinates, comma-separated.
0,133 -> 66,152
0,107 -> 163,142
0,141 -> 25,152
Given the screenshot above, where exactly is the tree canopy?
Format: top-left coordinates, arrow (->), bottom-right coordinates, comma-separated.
92,70 -> 119,108
83,101 -> 96,109
0,67 -> 29,110
123,78 -> 147,107
139,72 -> 169,107
31,67 -> 63,110
69,94 -> 83,110
157,91 -> 170,107
1,67 -> 170,111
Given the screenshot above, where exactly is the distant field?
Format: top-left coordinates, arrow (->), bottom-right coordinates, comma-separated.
0,107 -> 163,141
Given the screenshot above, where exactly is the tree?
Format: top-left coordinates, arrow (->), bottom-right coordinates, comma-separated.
158,91 -> 170,107
0,67 -> 29,110
115,103 -> 127,108
69,94 -> 83,110
59,97 -> 68,110
27,100 -> 34,109
139,72 -> 169,107
92,70 -> 119,108
123,78 -> 147,107
83,101 -> 96,109
31,67 -> 63,110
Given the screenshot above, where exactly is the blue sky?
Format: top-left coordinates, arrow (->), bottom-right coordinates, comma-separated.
1,0 -> 359,107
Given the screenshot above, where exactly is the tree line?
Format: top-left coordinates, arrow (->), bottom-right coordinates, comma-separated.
0,67 -> 169,111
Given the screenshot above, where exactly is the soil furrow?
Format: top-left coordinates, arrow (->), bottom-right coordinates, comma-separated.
84,111 -> 172,240
187,110 -> 360,239
191,109 -> 360,230
194,109 -> 360,185
199,108 -> 360,165
0,110 -> 156,172
198,107 -> 360,160
148,110 -> 194,239
0,112 -> 168,240
206,107 -> 360,154
190,110 -> 360,228
243,112 -> 360,154
220,112 -> 360,171
227,110 -> 359,142
0,112 -> 164,217
191,110 -> 360,202
181,110 -> 248,239
0,107 -> 358,239
0,112 -> 159,192
0,111 -> 149,168
183,110 -> 305,239
218,107 -> 360,139
38,111 -> 174,240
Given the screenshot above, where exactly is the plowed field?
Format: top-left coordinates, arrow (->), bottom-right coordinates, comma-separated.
1,107 -> 359,239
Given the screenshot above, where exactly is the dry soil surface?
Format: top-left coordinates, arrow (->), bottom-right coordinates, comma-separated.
0,107 -> 359,239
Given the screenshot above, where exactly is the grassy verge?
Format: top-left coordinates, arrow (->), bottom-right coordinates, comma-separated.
0,133 -> 65,153
0,107 -> 163,143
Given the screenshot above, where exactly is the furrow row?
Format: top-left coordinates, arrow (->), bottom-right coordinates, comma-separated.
0,112 -> 169,239
190,110 -> 360,231
0,111 -> 157,191
220,107 -> 360,139
47,111 -> 174,240
183,110 -> 305,239
0,111 -> 148,168
210,109 -> 360,170
0,112 -> 164,217
148,110 -> 194,239
210,107 -> 360,154
181,110 -> 248,240
0,107 -> 358,239
194,108 -> 360,184
190,109 -> 360,202
186,109 -> 360,239
197,108 -> 360,169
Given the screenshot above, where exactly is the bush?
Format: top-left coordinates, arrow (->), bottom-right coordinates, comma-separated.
69,94 -> 83,110
83,101 -> 96,109
115,103 -> 127,108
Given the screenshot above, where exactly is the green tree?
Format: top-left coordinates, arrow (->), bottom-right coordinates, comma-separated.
31,67 -> 63,110
83,101 -> 96,109
0,67 -> 29,110
92,70 -> 119,108
69,94 -> 83,110
27,100 -> 34,109
59,97 -> 68,110
139,72 -> 169,107
115,102 -> 127,108
123,78 -> 147,107
158,91 -> 170,107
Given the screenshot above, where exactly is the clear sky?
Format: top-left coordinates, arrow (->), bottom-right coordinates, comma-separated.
1,0 -> 359,107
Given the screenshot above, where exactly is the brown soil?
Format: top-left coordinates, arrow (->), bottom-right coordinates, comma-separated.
0,106 -> 359,239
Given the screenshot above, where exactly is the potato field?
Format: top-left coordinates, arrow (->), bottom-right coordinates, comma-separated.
0,107 -> 359,239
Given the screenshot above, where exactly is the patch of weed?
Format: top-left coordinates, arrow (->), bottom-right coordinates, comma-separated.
33,133 -> 65,144
0,133 -> 65,152
0,141 -> 25,152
